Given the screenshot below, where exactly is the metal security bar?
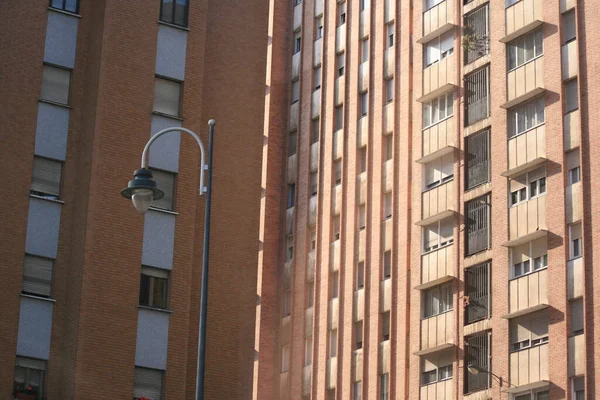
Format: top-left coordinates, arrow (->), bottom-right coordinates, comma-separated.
464,5 -> 490,65
465,66 -> 490,126
465,129 -> 490,190
464,261 -> 490,324
464,331 -> 492,393
465,194 -> 491,255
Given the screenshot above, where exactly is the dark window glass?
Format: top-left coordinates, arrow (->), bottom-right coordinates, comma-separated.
50,0 -> 79,13
160,0 -> 189,27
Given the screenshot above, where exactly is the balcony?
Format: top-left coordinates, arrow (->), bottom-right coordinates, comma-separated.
419,244 -> 454,289
384,102 -> 394,134
293,2 -> 302,31
333,184 -> 342,215
307,250 -> 315,282
330,240 -> 341,272
502,0 -> 543,43
420,0 -> 455,44
507,196 -> 547,245
336,25 -> 346,53
568,335 -> 585,377
328,298 -> 339,330
420,117 -> 455,162
562,40 -> 578,80
302,365 -> 311,396
287,154 -> 297,183
308,195 -> 317,226
314,38 -> 322,67
292,52 -> 301,80
333,129 -> 343,160
354,288 -> 365,322
566,182 -> 582,224
380,279 -> 391,312
383,160 -> 393,193
564,110 -> 581,151
357,116 -> 368,148
508,269 -> 548,315
419,180 -> 455,225
419,55 -> 456,103
567,257 -> 583,300
503,58 -> 544,109
289,102 -> 299,132
357,172 -> 367,205
312,89 -> 321,119
509,343 -> 549,388
359,62 -> 369,92
326,357 -> 337,389
353,349 -> 363,382
360,8 -> 370,39
420,380 -> 453,400
384,46 -> 395,78
285,207 -> 295,236
305,307 -> 313,337
416,311 -> 454,355
379,340 -> 391,373
335,76 -> 345,105
503,125 -> 546,178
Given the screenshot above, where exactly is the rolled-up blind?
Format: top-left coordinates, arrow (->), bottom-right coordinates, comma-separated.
23,255 -> 53,297
150,169 -> 175,211
31,157 -> 62,198
16,356 -> 46,370
153,77 -> 181,117
41,65 -> 71,105
134,367 -> 163,400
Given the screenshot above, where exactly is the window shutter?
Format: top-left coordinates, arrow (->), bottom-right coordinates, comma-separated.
141,266 -> 169,279
41,65 -> 71,104
23,255 -> 53,297
566,150 -> 580,171
31,157 -> 62,198
571,298 -> 584,334
150,169 -> 175,211
153,78 -> 181,117
565,79 -> 579,113
563,10 -> 576,44
16,357 -> 46,371
530,313 -> 549,340
134,368 -> 163,400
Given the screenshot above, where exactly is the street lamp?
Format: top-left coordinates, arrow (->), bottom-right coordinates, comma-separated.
466,364 -> 509,387
121,120 -> 215,400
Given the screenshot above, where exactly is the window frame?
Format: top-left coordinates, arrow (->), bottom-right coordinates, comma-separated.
421,363 -> 453,386
510,315 -> 549,353
133,366 -> 164,400
148,168 -> 177,212
510,240 -> 548,280
159,0 -> 189,28
423,153 -> 454,190
13,357 -> 46,400
422,218 -> 454,254
422,282 -> 453,319
507,28 -> 543,72
139,266 -> 170,310
22,254 -> 54,299
49,0 -> 79,14
31,155 -> 63,200
40,63 -> 72,106
423,91 -> 454,129
153,75 -> 183,118
507,96 -> 545,139
509,168 -> 547,207
424,30 -> 454,67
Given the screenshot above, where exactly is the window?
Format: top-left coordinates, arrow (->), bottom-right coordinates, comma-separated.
387,24 -> 394,47
567,151 -> 581,185
358,205 -> 366,230
307,281 -> 314,307
569,223 -> 582,260
335,106 -> 344,130
294,0 -> 302,5
382,311 -> 390,341
360,0 -> 369,10
379,373 -> 389,400
573,376 -> 584,400
286,238 -> 294,261
41,64 -> 71,105
514,391 -> 549,400
288,131 -> 297,156
334,160 -> 342,185
359,147 -> 367,173
385,78 -> 394,103
355,321 -> 363,349
423,282 -> 453,318
421,355 -> 453,386
510,237 -> 548,279
383,192 -> 392,220
465,129 -> 490,190
22,255 -> 53,298
465,194 -> 491,256
464,4 -> 490,64
563,10 -> 576,44
304,337 -> 313,365
283,289 -> 292,316
423,218 -> 454,253
383,251 -> 391,278
160,0 -> 189,27
425,0 -> 444,10
329,329 -> 338,357
287,184 -> 295,208
13,357 -> 45,400
353,381 -> 362,400
281,345 -> 290,372
333,215 -> 341,240
510,312 -> 549,352
565,79 -> 579,113
337,53 -> 345,77
571,298 -> 584,336
423,92 -> 453,128
314,66 -> 322,90
310,229 -> 317,251
507,29 -> 543,71
133,367 -> 163,400
331,271 -> 339,298
338,2 -> 346,26
356,261 -> 365,289
505,0 -> 520,6
316,16 -> 324,39
311,118 -> 320,143
294,31 -> 302,54
425,30 -> 454,67
465,331 -> 491,393
464,262 -> 491,324
50,0 -> 79,13
310,172 -> 318,196
149,169 -> 176,211
291,80 -> 300,103
465,66 -> 490,126
508,97 -> 544,138
384,135 -> 393,161
154,77 -> 182,117
360,92 -> 368,116
139,266 -> 169,309
361,39 -> 369,63
424,153 -> 453,190
509,167 -> 546,207
31,156 -> 62,200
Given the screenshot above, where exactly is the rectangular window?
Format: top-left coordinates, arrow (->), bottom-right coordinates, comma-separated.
465,194 -> 491,256
353,381 -> 362,400
509,167 -> 546,207
423,92 -> 453,128
423,282 -> 453,318
294,31 -> 302,54
338,2 -> 346,26
571,298 -> 584,336
314,66 -> 322,90
359,147 -> 367,173
329,329 -> 338,357
379,373 -> 389,400
281,345 -> 290,372
287,184 -> 295,208
421,359 -> 453,386
421,369 -> 437,385
382,311 -> 390,341
41,64 -> 71,105
507,29 -> 543,71
360,92 -> 368,116
360,0 -> 369,10
331,271 -> 339,298
333,215 -> 341,240
358,205 -> 366,230
383,192 -> 392,220
139,266 -> 169,309
565,79 -> 579,113
361,38 -> 369,63
425,0 -> 444,11
387,24 -> 394,47
13,357 -> 46,400
563,10 -> 576,44
425,30 -> 454,67
567,151 -> 581,185
383,250 -> 391,278
31,156 -> 62,200
316,16 -> 324,39
134,367 -> 163,400
291,80 -> 300,103
286,237 -> 294,261
288,131 -> 297,156
357,261 -> 365,289
50,0 -> 79,13
307,281 -> 314,307
355,321 -> 363,349
464,261 -> 491,324
294,0 -> 302,5
154,77 -> 182,117
423,218 -> 454,253
424,153 -> 454,190
464,4 -> 490,64
149,169 -> 176,211
570,223 -> 582,259
304,337 -> 312,365
508,97 -> 545,138
160,0 -> 189,27
334,160 -> 342,185
22,255 -> 53,298
283,289 -> 292,316
510,312 -> 549,352
311,118 -> 320,144
337,53 -> 345,77
384,135 -> 393,161
510,237 -> 548,279
464,331 -> 491,393
335,106 -> 344,130
573,376 -> 584,400
385,78 -> 394,103
465,66 -> 490,126
465,129 -> 490,190
310,172 -> 318,196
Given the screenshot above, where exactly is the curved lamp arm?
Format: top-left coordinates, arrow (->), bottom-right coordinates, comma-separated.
141,121 -> 215,195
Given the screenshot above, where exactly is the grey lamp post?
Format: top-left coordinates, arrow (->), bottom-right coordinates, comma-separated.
121,120 -> 215,400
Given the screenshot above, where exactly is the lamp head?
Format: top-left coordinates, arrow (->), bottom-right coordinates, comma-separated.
467,365 -> 482,375
120,168 -> 164,213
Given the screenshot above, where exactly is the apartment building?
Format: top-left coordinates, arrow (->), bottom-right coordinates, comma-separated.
256,0 -> 600,399
0,0 -> 268,399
